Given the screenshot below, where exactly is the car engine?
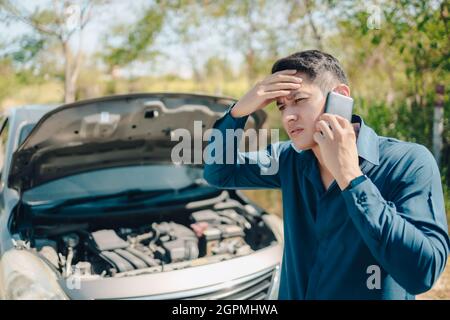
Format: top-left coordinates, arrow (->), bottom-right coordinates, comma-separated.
31,200 -> 275,280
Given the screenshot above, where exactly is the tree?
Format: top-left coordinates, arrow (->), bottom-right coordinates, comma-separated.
0,0 -> 102,103
334,0 -> 449,184
204,0 -> 289,83
101,5 -> 165,72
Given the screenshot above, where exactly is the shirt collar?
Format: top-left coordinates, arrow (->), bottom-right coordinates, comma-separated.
352,114 -> 380,166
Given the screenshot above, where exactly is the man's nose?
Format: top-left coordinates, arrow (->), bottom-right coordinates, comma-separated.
283,106 -> 299,122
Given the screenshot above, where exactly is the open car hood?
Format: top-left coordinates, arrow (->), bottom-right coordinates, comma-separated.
8,93 -> 266,191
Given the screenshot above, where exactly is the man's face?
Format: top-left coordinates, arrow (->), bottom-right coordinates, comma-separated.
276,72 -> 327,150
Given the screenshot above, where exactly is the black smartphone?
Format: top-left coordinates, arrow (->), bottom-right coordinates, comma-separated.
324,91 -> 354,122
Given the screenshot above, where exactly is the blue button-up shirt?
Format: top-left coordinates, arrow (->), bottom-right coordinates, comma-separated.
203,107 -> 449,300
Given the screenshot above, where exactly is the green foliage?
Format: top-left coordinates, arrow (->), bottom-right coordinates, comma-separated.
9,35 -> 45,64
0,58 -> 17,101
338,0 -> 449,101
356,99 -> 434,146
102,7 -> 164,69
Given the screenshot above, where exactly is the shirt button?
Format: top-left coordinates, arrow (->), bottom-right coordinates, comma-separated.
358,192 -> 367,203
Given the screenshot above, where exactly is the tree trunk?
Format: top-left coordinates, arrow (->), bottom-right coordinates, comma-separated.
432,84 -> 445,166
63,41 -> 76,103
305,0 -> 323,51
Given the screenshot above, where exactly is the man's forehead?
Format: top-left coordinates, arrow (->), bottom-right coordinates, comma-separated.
276,86 -> 313,105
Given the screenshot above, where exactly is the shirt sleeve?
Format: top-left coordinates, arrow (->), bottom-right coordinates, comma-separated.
341,144 -> 450,295
203,104 -> 283,189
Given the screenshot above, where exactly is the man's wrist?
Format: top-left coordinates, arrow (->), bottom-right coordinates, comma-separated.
337,169 -> 364,190
230,104 -> 244,118
229,101 -> 251,118
340,173 -> 366,191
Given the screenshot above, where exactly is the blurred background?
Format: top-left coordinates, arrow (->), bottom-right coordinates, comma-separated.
0,0 -> 448,298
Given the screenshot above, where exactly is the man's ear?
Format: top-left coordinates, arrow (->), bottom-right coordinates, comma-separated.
333,84 -> 351,97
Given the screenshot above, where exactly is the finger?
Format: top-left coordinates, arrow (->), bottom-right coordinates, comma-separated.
316,120 -> 334,140
313,132 -> 324,144
264,90 -> 291,99
263,82 -> 301,92
272,69 -> 297,76
320,114 -> 343,133
334,115 -> 352,129
265,74 -> 303,85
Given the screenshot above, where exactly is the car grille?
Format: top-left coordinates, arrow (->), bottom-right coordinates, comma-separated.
184,267 -> 276,300
115,265 -> 279,300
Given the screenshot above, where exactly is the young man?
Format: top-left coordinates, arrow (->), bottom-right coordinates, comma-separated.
203,50 -> 449,299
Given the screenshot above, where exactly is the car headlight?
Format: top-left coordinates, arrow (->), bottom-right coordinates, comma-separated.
0,249 -> 68,300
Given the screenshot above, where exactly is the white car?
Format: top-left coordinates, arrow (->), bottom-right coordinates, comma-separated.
0,93 -> 283,300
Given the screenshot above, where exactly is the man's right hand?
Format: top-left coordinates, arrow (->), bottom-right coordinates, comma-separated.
230,69 -> 302,118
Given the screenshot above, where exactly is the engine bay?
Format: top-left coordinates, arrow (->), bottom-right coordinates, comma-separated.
27,197 -> 277,280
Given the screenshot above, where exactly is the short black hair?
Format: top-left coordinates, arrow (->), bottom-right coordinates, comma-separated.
271,50 -> 348,93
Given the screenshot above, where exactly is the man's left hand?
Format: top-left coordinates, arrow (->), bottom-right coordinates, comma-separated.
313,113 -> 363,190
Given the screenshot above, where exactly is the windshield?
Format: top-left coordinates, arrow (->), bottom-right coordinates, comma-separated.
22,165 -> 204,204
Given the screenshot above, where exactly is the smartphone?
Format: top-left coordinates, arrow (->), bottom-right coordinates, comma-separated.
324,91 -> 354,122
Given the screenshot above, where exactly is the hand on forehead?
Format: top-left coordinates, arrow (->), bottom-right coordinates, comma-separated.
277,86 -> 308,105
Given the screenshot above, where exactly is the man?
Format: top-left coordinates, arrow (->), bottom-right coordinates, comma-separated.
203,50 -> 449,299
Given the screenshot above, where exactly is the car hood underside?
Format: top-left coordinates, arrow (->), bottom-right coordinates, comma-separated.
8,93 -> 266,192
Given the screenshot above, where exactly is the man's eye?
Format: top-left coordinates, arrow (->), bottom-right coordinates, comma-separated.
278,105 -> 285,111
295,98 -> 307,103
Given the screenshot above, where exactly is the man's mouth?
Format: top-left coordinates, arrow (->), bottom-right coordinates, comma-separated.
290,128 -> 304,136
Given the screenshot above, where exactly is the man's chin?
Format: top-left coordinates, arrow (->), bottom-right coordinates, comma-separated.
290,140 -> 315,151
